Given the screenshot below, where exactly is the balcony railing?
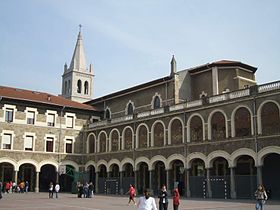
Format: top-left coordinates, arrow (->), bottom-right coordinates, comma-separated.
258,80 -> 280,93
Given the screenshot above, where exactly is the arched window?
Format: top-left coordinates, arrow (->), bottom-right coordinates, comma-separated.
64,81 -> 67,94
99,133 -> 106,153
127,103 -> 134,115
84,81 -> 89,95
235,107 -> 251,137
261,102 -> 280,135
77,80 -> 82,93
190,116 -> 203,142
124,128 -> 133,150
105,109 -> 111,120
153,96 -> 161,109
153,122 -> 164,147
88,134 -> 95,153
170,119 -> 183,145
211,112 -> 226,140
111,130 -> 119,152
68,80 -> 71,94
138,125 -> 148,148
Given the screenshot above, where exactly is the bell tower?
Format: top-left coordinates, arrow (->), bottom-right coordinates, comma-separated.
61,25 -> 94,103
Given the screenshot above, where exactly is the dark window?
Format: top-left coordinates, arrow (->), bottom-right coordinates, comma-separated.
66,139 -> 73,153
5,108 -> 14,123
127,103 -> 134,115
153,96 -> 161,109
105,109 -> 111,119
77,80 -> 82,93
84,81 -> 89,94
46,137 -> 54,152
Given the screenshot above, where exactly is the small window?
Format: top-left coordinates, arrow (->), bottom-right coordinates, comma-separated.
46,137 -> 54,152
2,134 -> 12,149
65,139 -> 73,153
47,114 -> 55,127
24,136 -> 33,151
84,81 -> 89,95
27,111 -> 35,125
127,103 -> 134,115
5,108 -> 14,123
153,96 -> 161,109
105,109 -> 111,120
77,80 -> 82,93
66,116 -> 74,128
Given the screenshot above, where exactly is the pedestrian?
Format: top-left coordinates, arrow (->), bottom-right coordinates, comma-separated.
25,181 -> 29,193
137,189 -> 157,210
54,183 -> 60,198
255,184 -> 268,210
49,182 -> 53,198
5,182 -> 10,193
158,185 -> 168,210
173,187 -> 180,210
127,184 -> 136,205
83,182 -> 89,198
88,182 -> 94,198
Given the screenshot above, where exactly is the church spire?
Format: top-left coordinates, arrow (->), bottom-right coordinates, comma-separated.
170,55 -> 177,77
69,25 -> 87,72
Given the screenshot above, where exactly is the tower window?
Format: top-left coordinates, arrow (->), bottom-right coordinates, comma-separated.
105,109 -> 111,120
127,103 -> 134,115
84,81 -> 89,94
153,96 -> 161,109
77,80 -> 82,93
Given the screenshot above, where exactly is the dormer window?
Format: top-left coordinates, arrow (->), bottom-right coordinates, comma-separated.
105,108 -> 111,120
126,101 -> 134,115
153,96 -> 161,109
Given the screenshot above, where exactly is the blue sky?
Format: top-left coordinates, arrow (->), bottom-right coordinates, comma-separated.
0,0 -> 279,98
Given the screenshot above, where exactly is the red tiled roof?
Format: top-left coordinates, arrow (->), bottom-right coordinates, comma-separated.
0,86 -> 97,111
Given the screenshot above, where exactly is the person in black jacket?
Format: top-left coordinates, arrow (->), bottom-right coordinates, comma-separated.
158,185 -> 168,210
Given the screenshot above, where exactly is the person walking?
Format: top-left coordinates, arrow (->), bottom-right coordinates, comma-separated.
25,181 -> 29,193
0,181 -> 3,199
127,184 -> 136,205
54,183 -> 60,198
173,187 -> 180,210
49,182 -> 54,198
158,185 -> 168,210
255,184 -> 268,210
137,189 -> 157,210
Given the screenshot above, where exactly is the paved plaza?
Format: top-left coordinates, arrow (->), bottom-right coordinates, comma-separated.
0,193 -> 280,210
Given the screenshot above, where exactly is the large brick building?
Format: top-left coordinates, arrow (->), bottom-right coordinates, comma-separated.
1,31 -> 280,199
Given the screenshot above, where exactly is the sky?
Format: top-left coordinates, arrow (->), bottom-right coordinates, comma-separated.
0,0 -> 280,98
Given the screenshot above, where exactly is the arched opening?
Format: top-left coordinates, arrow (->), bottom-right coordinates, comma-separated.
64,81 -> 67,95
261,102 -> 280,135
170,119 -> 183,145
87,165 -> 96,184
210,157 -> 230,198
170,160 -> 185,196
84,81 -> 89,94
235,155 -> 256,199
59,165 -> 75,192
211,112 -> 226,140
153,122 -> 164,147
67,80 -> 71,94
39,164 -> 56,192
189,159 -> 205,198
98,164 -> 107,194
77,80 -> 82,93
263,153 -> 280,199
190,116 -> 203,142
105,109 -> 111,120
123,163 -> 135,195
235,108 -> 251,137
19,163 -> 36,192
124,128 -> 133,150
138,125 -> 148,148
0,162 -> 15,185
154,161 -> 166,195
137,162 -> 149,194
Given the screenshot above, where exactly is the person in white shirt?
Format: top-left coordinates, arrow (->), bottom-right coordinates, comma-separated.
137,189 -> 157,210
54,183 -> 60,198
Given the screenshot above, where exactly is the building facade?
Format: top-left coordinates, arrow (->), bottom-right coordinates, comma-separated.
1,31 -> 280,200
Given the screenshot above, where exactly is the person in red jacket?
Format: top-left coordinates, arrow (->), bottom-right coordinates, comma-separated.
127,184 -> 136,205
173,187 -> 180,210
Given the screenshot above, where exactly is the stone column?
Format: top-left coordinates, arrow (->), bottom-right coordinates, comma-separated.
14,170 -> 18,184
35,171 -> 40,193
257,166 -> 263,185
119,171 -> 123,195
166,169 -> 170,192
206,168 -> 212,198
134,170 -> 138,194
230,167 -> 236,199
56,172 -> 59,183
185,168 -> 191,198
149,170 -> 154,195
107,171 -> 111,178
95,172 -> 99,193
